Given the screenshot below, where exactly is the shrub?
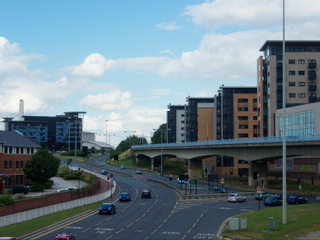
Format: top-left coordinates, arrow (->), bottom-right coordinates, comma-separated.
0,194 -> 14,205
16,195 -> 27,200
64,174 -> 80,180
60,170 -> 70,178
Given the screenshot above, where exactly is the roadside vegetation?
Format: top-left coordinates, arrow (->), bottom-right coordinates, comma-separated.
223,203 -> 320,239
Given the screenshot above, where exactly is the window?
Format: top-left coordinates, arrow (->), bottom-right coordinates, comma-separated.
181,121 -> 185,123
268,83 -> 270,87
4,161 -> 7,169
20,161 -> 23,168
309,93 -> 316,97
289,82 -> 295,86
289,59 -> 295,64
181,134 -> 184,136
289,71 -> 295,75
238,108 -> 248,111
289,93 -> 296,98
181,114 -> 184,117
238,99 -> 248,102
298,82 -> 305,86
253,107 -> 257,111
181,127 -> 184,130
16,161 -> 19,168
308,59 -> 316,63
298,93 -> 305,98
268,94 -> 270,99
253,99 -> 257,103
309,82 -> 316,86
298,59 -> 305,64
16,175 -> 23,185
9,161 -> 12,169
298,71 -> 305,75
253,116 -> 257,120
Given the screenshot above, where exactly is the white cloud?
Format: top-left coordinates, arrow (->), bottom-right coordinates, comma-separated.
159,49 -> 176,58
78,90 -> 133,112
154,21 -> 183,31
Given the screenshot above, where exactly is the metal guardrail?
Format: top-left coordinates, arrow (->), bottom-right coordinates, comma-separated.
132,134 -> 320,149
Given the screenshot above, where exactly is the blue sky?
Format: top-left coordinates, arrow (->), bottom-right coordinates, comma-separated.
1,0 -> 320,147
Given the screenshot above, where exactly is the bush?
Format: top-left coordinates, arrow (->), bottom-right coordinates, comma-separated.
30,187 -> 43,192
0,194 -> 14,205
60,170 -> 70,178
64,174 -> 80,180
16,195 -> 27,200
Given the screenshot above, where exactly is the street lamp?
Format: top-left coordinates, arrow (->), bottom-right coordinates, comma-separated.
161,129 -> 163,176
166,128 -> 171,144
105,120 -> 108,157
124,130 -> 136,168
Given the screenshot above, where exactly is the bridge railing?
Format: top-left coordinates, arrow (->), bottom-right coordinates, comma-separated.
132,134 -> 320,149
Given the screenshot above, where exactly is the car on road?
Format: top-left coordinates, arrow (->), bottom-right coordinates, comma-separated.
263,196 -> 283,206
99,203 -> 116,215
255,191 -> 273,200
136,169 -> 142,174
177,178 -> 185,184
120,165 -> 126,169
58,187 -> 77,192
101,170 -> 108,175
54,232 -> 76,240
0,238 -> 17,240
99,162 -> 104,166
273,194 -> 283,200
119,192 -> 131,202
213,186 -> 228,193
11,185 -> 31,194
141,189 -> 151,198
228,193 -> 246,202
287,195 -> 308,204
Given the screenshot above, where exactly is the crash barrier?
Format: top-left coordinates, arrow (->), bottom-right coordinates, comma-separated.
0,171 -> 115,227
182,192 -> 256,200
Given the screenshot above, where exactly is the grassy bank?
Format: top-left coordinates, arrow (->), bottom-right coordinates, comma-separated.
223,203 -> 320,239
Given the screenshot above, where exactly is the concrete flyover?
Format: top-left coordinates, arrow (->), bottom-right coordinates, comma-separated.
132,135 -> 320,187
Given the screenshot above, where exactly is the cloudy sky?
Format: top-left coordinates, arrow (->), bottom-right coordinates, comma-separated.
1,0 -> 320,147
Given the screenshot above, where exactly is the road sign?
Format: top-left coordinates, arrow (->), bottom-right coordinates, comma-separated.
188,179 -> 198,185
67,158 -> 72,165
256,185 -> 262,191
221,177 -> 225,184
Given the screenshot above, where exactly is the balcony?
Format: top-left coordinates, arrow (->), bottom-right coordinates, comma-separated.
308,62 -> 317,68
277,85 -> 283,90
308,71 -> 317,80
309,85 -> 317,91
309,96 -> 317,102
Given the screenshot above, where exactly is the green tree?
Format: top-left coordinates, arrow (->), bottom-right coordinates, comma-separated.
151,123 -> 167,144
23,149 -> 60,187
116,135 -> 148,152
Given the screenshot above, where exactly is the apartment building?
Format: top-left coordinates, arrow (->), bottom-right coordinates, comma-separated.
257,40 -> 320,137
167,104 -> 187,143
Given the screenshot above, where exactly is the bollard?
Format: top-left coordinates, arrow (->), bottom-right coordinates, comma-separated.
269,217 -> 274,231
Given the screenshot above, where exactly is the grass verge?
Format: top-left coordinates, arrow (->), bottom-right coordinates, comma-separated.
1,200 -> 108,238
224,203 -> 320,239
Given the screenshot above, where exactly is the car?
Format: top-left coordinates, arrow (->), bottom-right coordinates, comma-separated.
11,185 -> 31,194
177,178 -> 185,184
273,194 -> 283,200
99,162 -> 104,166
119,192 -> 131,202
0,238 -> 17,240
120,165 -> 126,169
141,189 -> 151,198
57,187 -> 77,192
263,196 -> 283,206
255,191 -> 273,200
228,193 -> 246,202
136,169 -> 142,174
101,170 -> 108,175
54,232 -> 76,240
99,203 -> 116,215
287,195 -> 308,204
213,186 -> 228,193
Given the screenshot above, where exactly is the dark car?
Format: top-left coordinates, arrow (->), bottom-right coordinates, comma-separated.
119,192 -> 130,202
12,185 -> 31,194
213,186 -> 228,193
287,195 -> 308,204
101,170 -> 108,175
99,203 -> 116,215
263,197 -> 283,206
141,189 -> 151,198
54,232 -> 76,240
273,194 -> 283,200
136,169 -> 142,174
255,191 -> 273,200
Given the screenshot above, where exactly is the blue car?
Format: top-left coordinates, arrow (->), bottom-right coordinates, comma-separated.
101,170 -> 108,175
99,203 -> 116,215
213,186 -> 228,193
136,169 -> 142,174
120,165 -> 126,169
287,195 -> 308,204
141,189 -> 151,198
177,178 -> 185,184
119,192 -> 130,202
263,197 -> 283,206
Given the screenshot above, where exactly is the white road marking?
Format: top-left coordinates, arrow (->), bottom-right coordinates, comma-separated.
82,227 -> 91,233
95,222 -> 103,226
116,228 -> 124,234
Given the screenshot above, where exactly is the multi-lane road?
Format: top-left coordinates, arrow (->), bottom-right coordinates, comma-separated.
25,157 -> 318,240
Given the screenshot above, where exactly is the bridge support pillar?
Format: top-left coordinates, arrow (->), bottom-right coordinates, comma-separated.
248,161 -> 268,189
188,159 -> 202,178
151,158 -> 154,171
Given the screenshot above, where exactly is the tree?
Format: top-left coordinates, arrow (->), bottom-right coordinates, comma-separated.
23,149 -> 60,187
116,135 -> 148,153
151,123 -> 167,144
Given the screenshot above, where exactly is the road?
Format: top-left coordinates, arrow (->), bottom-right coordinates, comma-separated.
23,157 -> 319,240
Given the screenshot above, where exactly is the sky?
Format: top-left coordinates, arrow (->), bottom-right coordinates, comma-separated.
1,0 -> 320,148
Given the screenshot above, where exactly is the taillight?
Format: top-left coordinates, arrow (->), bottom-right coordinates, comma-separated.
127,196 -> 129,198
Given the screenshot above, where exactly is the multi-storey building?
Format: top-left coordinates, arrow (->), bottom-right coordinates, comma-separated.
257,40 -> 320,137
167,104 -> 187,143
2,111 -> 86,152
0,130 -> 41,192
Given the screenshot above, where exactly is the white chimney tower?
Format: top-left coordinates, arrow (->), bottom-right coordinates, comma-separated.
19,99 -> 24,121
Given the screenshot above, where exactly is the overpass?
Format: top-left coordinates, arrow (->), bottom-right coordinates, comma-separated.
132,135 -> 320,187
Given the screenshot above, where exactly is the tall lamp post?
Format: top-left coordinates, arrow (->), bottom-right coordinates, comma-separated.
161,129 -> 163,176
166,128 -> 171,144
124,130 -> 136,168
105,120 -> 108,158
